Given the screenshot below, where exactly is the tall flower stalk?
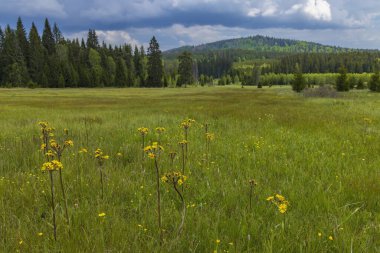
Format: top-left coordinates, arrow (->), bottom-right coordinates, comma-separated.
138,127 -> 149,170
144,142 -> 164,243
49,132 -> 74,226
180,119 -> 195,161
249,179 -> 257,211
95,148 -> 109,199
39,122 -> 57,240
178,140 -> 187,191
161,172 -> 187,235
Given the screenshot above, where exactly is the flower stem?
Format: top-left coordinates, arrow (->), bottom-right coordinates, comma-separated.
49,171 -> 57,241
173,182 -> 186,235
154,158 -> 162,243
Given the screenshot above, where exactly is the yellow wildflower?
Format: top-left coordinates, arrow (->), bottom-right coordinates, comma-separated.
79,148 -> 88,153
155,127 -> 166,134
278,203 -> 287,214
318,232 -> 322,237
41,160 -> 63,171
179,140 -> 188,145
98,212 -> 106,217
216,239 -> 221,244
38,121 -> 48,128
38,232 -> 43,236
206,133 -> 215,141
137,127 -> 149,135
328,236 -> 333,241
275,194 -> 285,201
266,196 -> 274,201
64,140 -> 74,147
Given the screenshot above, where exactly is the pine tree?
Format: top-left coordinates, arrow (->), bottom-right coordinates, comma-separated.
42,18 -> 55,55
123,44 -> 135,86
336,66 -> 349,91
0,26 -> 4,84
369,72 -> 380,92
2,25 -> 29,86
86,29 -> 99,49
16,17 -> 29,65
147,36 -> 163,87
177,51 -> 193,87
292,63 -> 306,92
28,23 -> 44,85
53,23 -> 63,44
114,57 -> 128,87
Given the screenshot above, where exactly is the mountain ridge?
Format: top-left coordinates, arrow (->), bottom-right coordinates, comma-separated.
164,35 -> 377,55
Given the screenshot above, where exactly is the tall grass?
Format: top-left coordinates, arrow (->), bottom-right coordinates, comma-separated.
0,86 -> 379,252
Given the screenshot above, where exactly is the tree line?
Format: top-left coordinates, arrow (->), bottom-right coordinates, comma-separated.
0,17 -> 185,88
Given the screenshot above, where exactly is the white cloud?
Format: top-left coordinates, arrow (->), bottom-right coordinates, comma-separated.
287,0 -> 332,21
66,30 -> 140,46
0,0 -> 66,17
303,0 -> 332,21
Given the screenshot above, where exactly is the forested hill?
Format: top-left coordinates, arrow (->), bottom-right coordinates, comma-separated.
164,35 -> 372,56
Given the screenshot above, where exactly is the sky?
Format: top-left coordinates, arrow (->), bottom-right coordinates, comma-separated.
1,0 -> 380,50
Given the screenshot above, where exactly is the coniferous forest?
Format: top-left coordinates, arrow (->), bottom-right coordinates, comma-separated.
0,17 -> 167,88
2,17 -> 380,89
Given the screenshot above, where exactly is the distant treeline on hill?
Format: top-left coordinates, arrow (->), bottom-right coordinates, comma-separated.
0,17 -> 170,88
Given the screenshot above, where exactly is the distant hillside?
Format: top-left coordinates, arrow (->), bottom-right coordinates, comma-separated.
164,35 -> 370,56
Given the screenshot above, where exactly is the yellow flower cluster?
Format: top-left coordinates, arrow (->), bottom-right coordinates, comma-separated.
161,171 -> 188,186
41,160 -> 63,171
266,194 -> 289,214
144,142 -> 164,159
95,148 -> 109,161
79,148 -> 88,154
180,119 -> 195,129
249,179 -> 257,186
206,133 -> 215,141
39,122 -> 55,138
137,127 -> 149,135
64,140 -> 74,147
178,140 -> 188,145
38,121 -> 48,129
155,127 -> 166,134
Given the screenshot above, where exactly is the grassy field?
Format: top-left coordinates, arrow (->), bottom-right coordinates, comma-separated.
0,86 -> 379,252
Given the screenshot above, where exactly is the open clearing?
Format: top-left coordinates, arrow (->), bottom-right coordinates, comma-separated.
0,86 -> 379,252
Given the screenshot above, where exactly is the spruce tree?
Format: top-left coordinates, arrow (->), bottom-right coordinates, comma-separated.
28,23 -> 44,85
42,18 -> 55,55
123,44 -> 135,86
292,63 -> 306,92
115,57 -> 128,87
139,45 -> 147,85
2,25 -> 29,86
86,29 -> 99,49
336,66 -> 349,91
16,17 -> 29,65
0,27 -> 4,84
177,51 -> 193,87
147,36 -> 163,87
53,23 -> 63,44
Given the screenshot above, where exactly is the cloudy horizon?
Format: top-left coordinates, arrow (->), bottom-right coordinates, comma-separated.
1,0 -> 380,50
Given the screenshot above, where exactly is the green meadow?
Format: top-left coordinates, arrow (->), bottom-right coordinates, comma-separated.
0,86 -> 379,252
